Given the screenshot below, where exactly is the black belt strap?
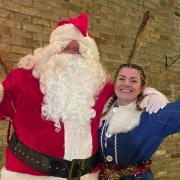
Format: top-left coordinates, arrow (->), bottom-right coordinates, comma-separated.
8,133 -> 99,179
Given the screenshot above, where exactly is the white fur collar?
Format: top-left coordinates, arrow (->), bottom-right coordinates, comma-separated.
105,100 -> 142,136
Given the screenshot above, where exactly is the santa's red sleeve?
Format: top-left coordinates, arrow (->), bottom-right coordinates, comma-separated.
0,70 -> 19,120
93,80 -> 114,113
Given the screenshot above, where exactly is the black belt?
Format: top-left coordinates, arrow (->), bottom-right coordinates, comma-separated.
8,133 -> 99,179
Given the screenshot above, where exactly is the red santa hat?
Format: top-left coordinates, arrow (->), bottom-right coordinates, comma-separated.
48,12 -> 99,61
56,12 -> 88,37
49,12 -> 89,45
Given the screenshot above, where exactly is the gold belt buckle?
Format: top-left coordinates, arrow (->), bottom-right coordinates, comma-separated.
68,159 -> 86,180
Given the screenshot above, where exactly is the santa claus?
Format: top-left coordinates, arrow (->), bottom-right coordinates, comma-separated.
0,13 -> 168,180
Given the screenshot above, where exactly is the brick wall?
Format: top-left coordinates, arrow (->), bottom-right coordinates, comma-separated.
0,0 -> 179,179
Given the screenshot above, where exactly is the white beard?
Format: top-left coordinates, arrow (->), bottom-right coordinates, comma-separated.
39,53 -> 106,131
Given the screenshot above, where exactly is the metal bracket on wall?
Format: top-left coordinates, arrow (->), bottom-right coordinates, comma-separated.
165,54 -> 180,69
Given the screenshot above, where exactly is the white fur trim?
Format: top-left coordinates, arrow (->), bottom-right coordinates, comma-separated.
105,101 -> 142,135
0,167 -> 98,180
63,121 -> 92,160
49,24 -> 83,45
0,82 -> 4,103
0,167 -> 63,180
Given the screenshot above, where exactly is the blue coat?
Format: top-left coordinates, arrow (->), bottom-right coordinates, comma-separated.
99,100 -> 180,166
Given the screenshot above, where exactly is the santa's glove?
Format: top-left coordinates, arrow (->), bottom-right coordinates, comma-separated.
17,54 -> 34,70
139,87 -> 169,114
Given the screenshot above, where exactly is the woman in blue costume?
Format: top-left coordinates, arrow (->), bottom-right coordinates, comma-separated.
99,63 -> 180,180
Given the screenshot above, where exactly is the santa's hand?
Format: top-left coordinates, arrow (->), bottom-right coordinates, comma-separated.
139,87 -> 169,114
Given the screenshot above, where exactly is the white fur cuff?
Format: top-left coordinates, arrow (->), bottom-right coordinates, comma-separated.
0,167 -> 99,180
0,82 -> 4,103
0,167 -> 64,180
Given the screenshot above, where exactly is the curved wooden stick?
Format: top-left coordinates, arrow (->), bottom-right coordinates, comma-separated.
127,11 -> 152,64
0,56 -> 9,75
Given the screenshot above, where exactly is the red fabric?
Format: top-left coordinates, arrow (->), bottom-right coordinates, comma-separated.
91,81 -> 114,153
56,12 -> 88,36
0,68 -> 114,176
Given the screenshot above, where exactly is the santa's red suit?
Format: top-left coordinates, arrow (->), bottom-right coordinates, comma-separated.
0,69 -> 113,180
0,13 -> 114,180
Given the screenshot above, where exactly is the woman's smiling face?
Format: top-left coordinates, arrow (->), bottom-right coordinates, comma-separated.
114,67 -> 143,106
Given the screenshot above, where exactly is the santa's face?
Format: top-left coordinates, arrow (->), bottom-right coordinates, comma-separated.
39,51 -> 106,131
62,40 -> 80,54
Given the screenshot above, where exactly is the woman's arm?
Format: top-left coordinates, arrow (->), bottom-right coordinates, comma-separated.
152,100 -> 180,137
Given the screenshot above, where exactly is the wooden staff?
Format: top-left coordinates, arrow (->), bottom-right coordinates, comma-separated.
0,56 -> 9,75
127,11 -> 152,64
